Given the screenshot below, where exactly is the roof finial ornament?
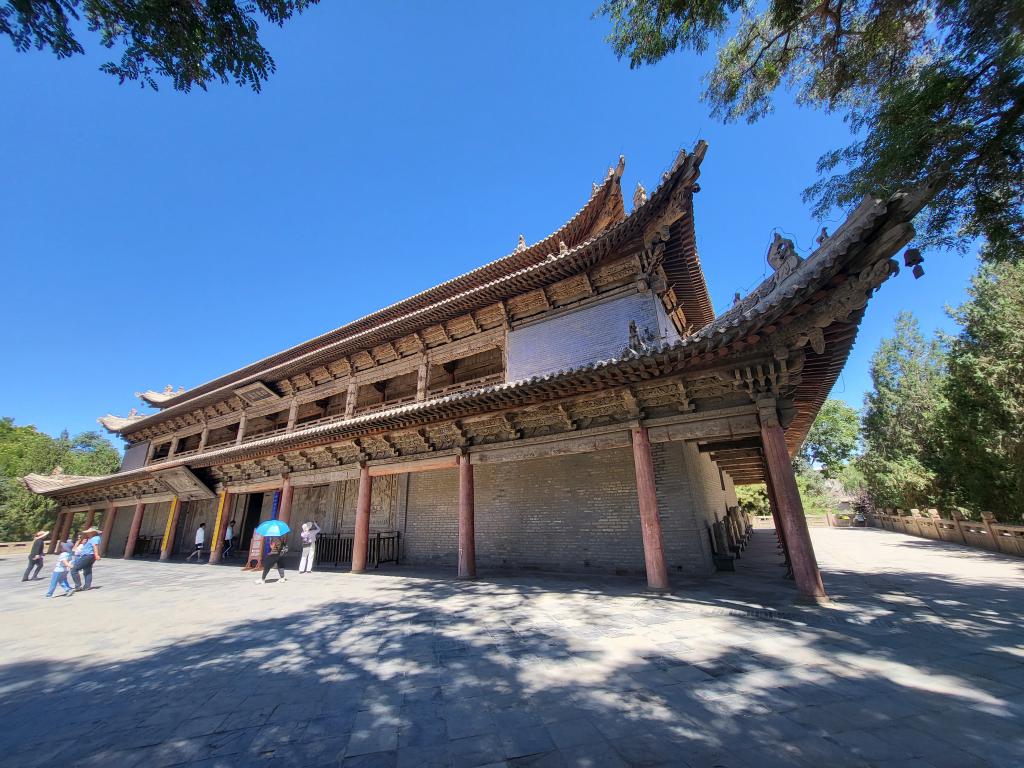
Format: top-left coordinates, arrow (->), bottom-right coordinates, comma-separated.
816,227 -> 829,246
51,466 -> 64,476
558,240 -> 568,255
164,384 -> 174,394
515,234 -> 527,253
128,407 -> 139,418
733,292 -> 742,306
592,182 -> 599,195
633,182 -> 648,209
766,232 -> 802,280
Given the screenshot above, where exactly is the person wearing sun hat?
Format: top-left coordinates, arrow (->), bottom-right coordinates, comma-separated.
22,530 -> 49,582
69,526 -> 103,591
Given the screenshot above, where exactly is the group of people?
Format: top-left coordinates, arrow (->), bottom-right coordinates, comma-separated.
20,516 -> 323,593
21,527 -> 102,598
256,520 -> 321,584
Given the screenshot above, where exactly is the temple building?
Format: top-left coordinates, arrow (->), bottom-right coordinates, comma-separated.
23,141 -> 923,599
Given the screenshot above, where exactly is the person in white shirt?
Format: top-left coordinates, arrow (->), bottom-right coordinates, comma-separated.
298,521 -> 321,573
187,523 -> 206,562
223,520 -> 235,559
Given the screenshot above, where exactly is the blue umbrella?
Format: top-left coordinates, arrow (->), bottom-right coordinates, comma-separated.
255,520 -> 291,537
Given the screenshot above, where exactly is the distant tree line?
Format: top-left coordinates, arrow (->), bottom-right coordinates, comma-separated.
0,418 -> 120,540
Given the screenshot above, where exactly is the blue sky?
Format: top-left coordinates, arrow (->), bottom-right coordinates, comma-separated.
0,1 -> 977,446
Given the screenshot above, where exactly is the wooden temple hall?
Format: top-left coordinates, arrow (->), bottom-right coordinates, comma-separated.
24,142 -> 924,599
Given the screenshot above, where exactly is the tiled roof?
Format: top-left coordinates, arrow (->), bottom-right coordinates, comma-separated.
29,187 -> 922,499
114,145 -> 708,436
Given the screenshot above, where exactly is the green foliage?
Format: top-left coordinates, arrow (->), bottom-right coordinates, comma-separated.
736,483 -> 770,517
0,418 -> 121,541
796,468 -> 834,517
597,0 -> 1024,261
0,1 -> 319,91
860,312 -> 945,508
801,398 -> 861,477
933,261 -> 1024,521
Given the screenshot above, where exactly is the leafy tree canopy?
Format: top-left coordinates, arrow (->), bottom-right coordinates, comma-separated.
0,418 -> 120,541
801,398 -> 860,477
860,311 -> 945,508
933,259 -> 1024,520
597,0 -> 1024,262
1,1 -> 319,91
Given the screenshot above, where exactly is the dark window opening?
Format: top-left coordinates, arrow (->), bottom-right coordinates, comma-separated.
206,423 -> 239,449
427,347 -> 504,396
356,370 -> 418,413
245,409 -> 289,440
151,442 -> 171,462
295,392 -> 347,427
177,433 -> 202,454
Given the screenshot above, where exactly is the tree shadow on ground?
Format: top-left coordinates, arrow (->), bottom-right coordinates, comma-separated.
1,532 -> 1022,768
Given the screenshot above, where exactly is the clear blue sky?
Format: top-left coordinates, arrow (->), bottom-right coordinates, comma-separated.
0,1 -> 977,447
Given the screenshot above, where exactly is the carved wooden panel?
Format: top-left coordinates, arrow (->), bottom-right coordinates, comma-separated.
506,289 -> 549,318
590,255 -> 638,289
446,315 -> 478,339
421,325 -> 449,347
394,334 -> 425,356
475,302 -> 507,329
546,274 -> 592,305
351,350 -> 376,371
327,357 -> 352,378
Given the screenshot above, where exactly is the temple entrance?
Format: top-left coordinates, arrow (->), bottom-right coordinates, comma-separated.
238,493 -> 263,554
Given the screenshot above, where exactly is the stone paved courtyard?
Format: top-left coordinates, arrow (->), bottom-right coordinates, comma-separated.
2,527 -> 1023,768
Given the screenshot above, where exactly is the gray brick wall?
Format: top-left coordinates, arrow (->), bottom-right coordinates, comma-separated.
402,443 -> 721,577
507,290 -> 672,380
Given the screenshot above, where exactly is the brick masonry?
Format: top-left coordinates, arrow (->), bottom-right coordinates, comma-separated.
506,290 -> 680,381
402,442 -> 734,577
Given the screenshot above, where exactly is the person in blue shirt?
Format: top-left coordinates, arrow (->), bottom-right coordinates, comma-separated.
46,549 -> 74,598
70,527 -> 102,591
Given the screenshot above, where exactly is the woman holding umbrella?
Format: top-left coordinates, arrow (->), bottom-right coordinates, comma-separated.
253,519 -> 291,585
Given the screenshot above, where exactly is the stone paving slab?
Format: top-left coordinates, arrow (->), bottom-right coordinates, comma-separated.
2,527 -> 1023,767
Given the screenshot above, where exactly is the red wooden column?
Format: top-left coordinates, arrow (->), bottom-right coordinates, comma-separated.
351,465 -> 372,573
59,510 -> 75,544
48,512 -> 65,553
630,426 -> 670,592
209,491 -> 232,564
83,509 -> 96,530
759,401 -> 826,600
458,454 -> 477,580
278,476 -> 294,527
124,501 -> 146,559
159,496 -> 181,561
99,502 -> 117,556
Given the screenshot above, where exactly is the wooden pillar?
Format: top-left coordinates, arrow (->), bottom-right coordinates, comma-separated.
458,454 -> 477,579
764,469 -> 793,575
351,465 -> 372,573
630,426 -> 670,592
235,413 -> 247,445
167,436 -> 179,459
416,363 -> 428,401
759,401 -> 826,600
59,510 -> 75,544
99,503 -> 117,556
345,381 -> 358,417
209,491 -> 232,564
278,477 -> 294,526
83,509 -> 96,530
159,496 -> 181,561
286,401 -> 298,432
198,425 -> 209,452
124,501 -> 146,559
47,512 -> 62,553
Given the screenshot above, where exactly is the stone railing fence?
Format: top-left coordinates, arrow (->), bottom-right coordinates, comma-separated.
868,508 -> 1024,557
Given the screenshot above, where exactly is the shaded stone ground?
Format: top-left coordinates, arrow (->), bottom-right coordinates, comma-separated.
2,527 -> 1023,767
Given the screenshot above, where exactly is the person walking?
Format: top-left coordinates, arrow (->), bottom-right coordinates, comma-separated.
22,530 -> 49,581
255,538 -> 287,584
187,523 -> 205,562
298,521 -> 321,574
69,527 -> 102,591
223,520 -> 235,559
45,547 -> 74,598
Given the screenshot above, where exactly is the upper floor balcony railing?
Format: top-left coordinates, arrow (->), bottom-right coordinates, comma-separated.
427,371 -> 504,398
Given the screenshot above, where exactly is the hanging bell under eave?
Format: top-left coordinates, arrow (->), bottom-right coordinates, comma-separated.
904,248 -> 925,279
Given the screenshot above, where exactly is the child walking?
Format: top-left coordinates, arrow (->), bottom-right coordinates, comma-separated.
46,548 -> 74,598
